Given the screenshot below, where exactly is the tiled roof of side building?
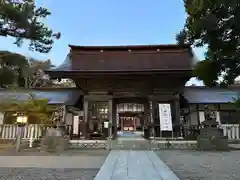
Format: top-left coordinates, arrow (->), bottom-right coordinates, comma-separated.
1,86 -> 239,105
184,86 -> 240,104
0,88 -> 82,105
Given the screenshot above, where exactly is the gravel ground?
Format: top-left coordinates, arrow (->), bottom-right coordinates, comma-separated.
0,149 -> 109,179
0,168 -> 98,180
156,150 -> 240,180
0,149 -> 110,156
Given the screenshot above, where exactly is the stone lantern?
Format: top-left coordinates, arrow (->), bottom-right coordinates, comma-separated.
197,105 -> 229,151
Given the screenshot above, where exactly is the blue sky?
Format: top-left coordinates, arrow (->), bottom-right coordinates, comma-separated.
0,0 -> 204,85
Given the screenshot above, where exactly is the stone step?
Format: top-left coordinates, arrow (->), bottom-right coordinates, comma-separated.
111,140 -> 152,150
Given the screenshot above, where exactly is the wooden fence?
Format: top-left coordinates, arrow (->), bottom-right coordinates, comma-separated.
0,124 -> 239,140
220,124 -> 239,140
0,124 -> 42,140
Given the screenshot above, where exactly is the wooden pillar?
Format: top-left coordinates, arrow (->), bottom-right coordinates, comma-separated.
174,93 -> 181,137
121,117 -> 123,131
144,100 -> 149,125
83,99 -> 88,122
143,99 -> 150,138
108,99 -> 113,138
151,99 -> 157,138
79,98 -> 88,139
111,100 -> 117,139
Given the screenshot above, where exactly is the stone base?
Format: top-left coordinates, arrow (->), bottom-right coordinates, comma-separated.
40,136 -> 69,153
197,127 -> 229,151
40,128 -> 70,153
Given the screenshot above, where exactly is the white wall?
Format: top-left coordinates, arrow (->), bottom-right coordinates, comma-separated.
65,113 -> 73,125
65,111 -> 84,124
199,111 -> 205,123
189,112 -> 198,125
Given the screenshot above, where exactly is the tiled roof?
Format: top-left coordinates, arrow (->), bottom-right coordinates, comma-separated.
0,89 -> 82,105
50,54 -> 72,71
71,50 -> 193,71
184,87 -> 240,104
47,44 -> 194,73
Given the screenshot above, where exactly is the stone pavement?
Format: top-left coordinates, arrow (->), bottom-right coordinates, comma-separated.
94,150 -> 180,180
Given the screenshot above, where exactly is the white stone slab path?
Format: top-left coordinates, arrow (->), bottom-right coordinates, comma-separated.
94,150 -> 180,180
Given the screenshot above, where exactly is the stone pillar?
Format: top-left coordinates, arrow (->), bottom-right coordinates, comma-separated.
108,99 -> 113,138
174,93 -> 181,137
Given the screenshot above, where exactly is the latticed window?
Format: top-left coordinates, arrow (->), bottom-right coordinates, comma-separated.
88,101 -> 108,132
88,102 -> 108,120
98,103 -> 108,119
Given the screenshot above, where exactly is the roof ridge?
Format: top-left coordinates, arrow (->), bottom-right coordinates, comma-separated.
69,44 -> 191,50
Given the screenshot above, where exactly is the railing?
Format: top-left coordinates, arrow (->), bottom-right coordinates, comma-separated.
0,124 -> 42,140
0,123 -> 71,140
181,124 -> 240,140
220,124 -> 240,140
0,123 -> 239,140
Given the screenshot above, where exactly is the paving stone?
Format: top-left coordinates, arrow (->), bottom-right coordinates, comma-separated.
95,150 -> 180,180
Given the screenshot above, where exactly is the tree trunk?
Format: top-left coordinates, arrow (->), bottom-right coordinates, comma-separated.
24,77 -> 28,88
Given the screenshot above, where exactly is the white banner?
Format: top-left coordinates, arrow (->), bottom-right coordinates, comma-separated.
73,116 -> 79,135
158,104 -> 173,131
104,121 -> 109,128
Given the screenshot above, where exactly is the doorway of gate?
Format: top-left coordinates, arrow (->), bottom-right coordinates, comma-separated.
116,103 -> 145,138
118,112 -> 143,132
